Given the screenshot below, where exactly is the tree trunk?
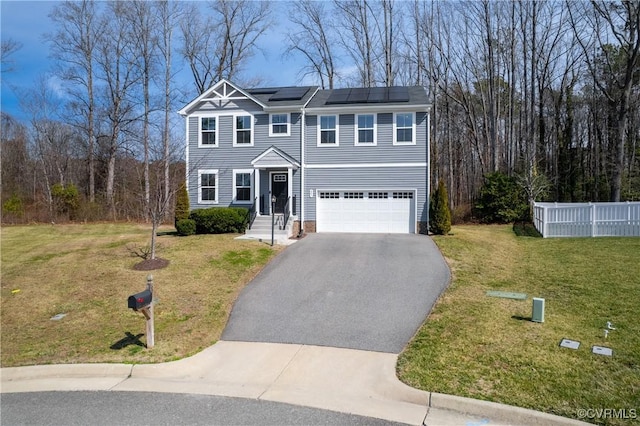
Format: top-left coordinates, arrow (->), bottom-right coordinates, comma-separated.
107,150 -> 116,219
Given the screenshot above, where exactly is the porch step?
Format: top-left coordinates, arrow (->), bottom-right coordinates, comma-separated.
245,215 -> 297,238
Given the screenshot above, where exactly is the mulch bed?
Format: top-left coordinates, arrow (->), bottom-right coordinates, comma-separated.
133,258 -> 170,271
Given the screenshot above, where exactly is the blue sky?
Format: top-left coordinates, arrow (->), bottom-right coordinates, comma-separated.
1,0 -> 306,122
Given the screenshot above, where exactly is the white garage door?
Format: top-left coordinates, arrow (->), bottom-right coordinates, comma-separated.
316,190 -> 416,233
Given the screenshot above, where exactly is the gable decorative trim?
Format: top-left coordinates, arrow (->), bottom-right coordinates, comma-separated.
178,79 -> 267,115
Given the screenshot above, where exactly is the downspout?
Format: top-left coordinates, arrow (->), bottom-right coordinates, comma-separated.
300,109 -> 305,236
426,105 -> 432,231
299,87 -> 319,237
183,113 -> 189,194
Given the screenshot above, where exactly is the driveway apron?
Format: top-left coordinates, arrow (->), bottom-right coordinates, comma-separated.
222,234 -> 450,353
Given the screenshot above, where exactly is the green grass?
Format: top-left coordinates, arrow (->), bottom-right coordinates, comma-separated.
397,225 -> 640,425
1,223 -> 282,367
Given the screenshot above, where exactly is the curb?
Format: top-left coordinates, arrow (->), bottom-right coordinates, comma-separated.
429,392 -> 589,426
1,363 -> 589,426
1,363 -> 132,381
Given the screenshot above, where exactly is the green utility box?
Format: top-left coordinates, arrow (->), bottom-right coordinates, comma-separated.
532,297 -> 545,323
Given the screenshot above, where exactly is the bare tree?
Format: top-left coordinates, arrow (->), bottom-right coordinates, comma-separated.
179,3 -> 216,94
1,38 -> 22,74
569,0 -> 640,201
125,0 -> 157,221
180,0 -> 272,94
94,1 -> 140,218
335,0 -> 401,87
20,75 -> 79,219
155,0 -> 182,203
1,112 -> 30,206
335,0 -> 376,87
379,0 -> 396,86
285,0 -> 339,89
48,0 -> 101,203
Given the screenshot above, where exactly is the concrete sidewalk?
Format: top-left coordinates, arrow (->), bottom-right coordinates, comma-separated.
1,341 -> 585,426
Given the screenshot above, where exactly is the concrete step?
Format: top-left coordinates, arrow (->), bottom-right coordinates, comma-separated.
249,216 -> 297,233
245,229 -> 289,237
249,224 -> 290,232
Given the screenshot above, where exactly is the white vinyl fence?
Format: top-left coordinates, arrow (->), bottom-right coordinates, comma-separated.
533,202 -> 640,238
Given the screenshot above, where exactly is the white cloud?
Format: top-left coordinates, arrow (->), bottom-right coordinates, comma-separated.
46,74 -> 67,99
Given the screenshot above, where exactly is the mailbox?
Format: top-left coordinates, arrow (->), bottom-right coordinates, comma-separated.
128,289 -> 152,311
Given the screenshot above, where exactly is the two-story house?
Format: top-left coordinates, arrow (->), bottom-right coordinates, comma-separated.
178,79 -> 431,239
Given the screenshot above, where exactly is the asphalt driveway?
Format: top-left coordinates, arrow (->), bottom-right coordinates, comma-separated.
222,234 -> 450,353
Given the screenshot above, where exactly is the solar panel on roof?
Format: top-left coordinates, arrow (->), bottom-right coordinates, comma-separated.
269,87 -> 309,101
248,88 -> 279,95
347,88 -> 369,103
367,87 -> 388,103
388,87 -> 410,102
325,89 -> 350,104
325,86 -> 412,105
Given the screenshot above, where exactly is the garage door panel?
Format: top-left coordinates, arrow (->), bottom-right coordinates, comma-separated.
317,190 -> 415,233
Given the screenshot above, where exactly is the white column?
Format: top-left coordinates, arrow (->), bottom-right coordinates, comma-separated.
288,167 -> 293,216
254,168 -> 261,216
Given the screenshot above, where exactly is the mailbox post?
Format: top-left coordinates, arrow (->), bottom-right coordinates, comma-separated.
145,274 -> 155,348
127,274 -> 155,348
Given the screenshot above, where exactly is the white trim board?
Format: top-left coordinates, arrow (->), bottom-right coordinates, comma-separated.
306,163 -> 427,169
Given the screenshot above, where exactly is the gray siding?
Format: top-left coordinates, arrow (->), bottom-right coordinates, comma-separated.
260,150 -> 285,163
304,166 -> 428,222
189,165 -> 301,212
187,111 -> 302,209
305,112 -> 428,165
185,85 -> 430,229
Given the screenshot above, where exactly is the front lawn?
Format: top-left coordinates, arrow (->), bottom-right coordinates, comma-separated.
397,225 -> 640,425
1,223 -> 281,367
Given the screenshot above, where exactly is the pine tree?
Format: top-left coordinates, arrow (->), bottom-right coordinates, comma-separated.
429,180 -> 452,235
174,184 -> 190,226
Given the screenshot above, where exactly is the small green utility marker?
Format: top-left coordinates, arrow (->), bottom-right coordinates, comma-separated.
486,291 -> 527,300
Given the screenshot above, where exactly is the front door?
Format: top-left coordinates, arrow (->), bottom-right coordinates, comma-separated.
271,173 -> 288,214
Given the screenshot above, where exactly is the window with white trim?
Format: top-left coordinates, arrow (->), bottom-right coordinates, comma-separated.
270,113 -> 290,136
234,115 -> 253,146
233,170 -> 253,203
318,115 -> 338,145
200,117 -> 217,146
394,112 -> 415,145
198,169 -> 218,203
356,114 -> 376,145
